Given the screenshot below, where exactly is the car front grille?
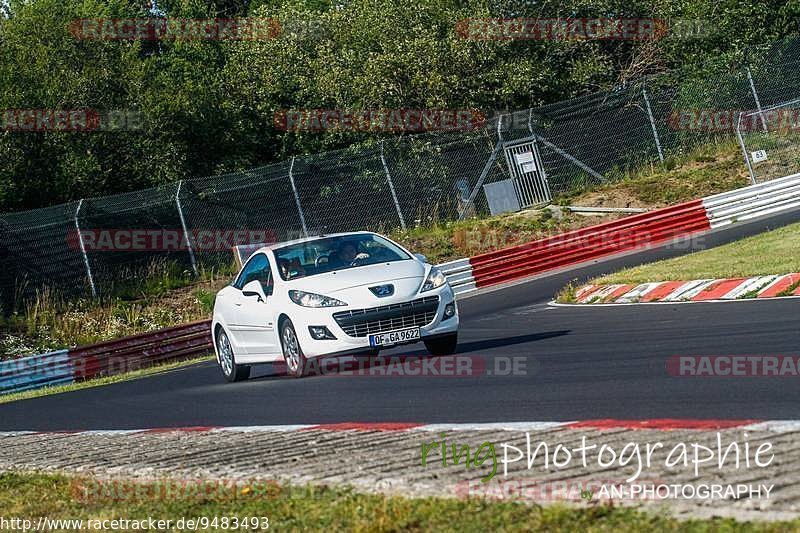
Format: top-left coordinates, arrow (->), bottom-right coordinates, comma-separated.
332,296 -> 440,337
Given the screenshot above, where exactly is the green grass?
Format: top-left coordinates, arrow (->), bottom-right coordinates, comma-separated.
390,207 -> 572,264
589,221 -> 800,286
556,220 -> 800,303
393,141 -> 749,264
0,354 -> 214,405
0,471 -> 796,532
559,141 -> 748,208
0,260 -> 232,360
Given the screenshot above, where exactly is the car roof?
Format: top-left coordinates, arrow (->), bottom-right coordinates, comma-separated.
253,231 -> 375,256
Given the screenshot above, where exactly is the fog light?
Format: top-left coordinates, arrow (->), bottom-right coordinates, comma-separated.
309,326 -> 336,340
443,302 -> 456,319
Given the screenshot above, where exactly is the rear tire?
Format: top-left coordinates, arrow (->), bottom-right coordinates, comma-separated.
424,333 -> 458,356
281,320 -> 309,378
217,329 -> 251,383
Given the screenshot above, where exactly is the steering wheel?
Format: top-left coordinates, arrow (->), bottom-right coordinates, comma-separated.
350,252 -> 370,266
315,255 -> 329,268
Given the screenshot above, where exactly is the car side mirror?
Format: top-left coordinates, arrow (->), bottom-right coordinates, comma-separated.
242,280 -> 267,302
414,253 -> 427,263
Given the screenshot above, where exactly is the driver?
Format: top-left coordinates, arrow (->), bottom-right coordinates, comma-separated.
328,241 -> 367,269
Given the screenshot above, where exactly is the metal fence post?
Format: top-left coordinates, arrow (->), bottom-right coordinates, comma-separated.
288,157 -> 309,238
74,199 -> 97,298
459,138 -> 504,220
642,87 -> 664,163
380,140 -> 406,230
735,112 -> 757,185
526,109 -> 604,182
745,66 -> 768,133
175,180 -> 198,276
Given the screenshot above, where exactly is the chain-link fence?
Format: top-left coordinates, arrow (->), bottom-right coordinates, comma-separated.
737,96 -> 800,183
3,37 -> 800,310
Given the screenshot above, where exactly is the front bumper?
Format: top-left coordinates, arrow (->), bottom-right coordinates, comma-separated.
292,284 -> 459,358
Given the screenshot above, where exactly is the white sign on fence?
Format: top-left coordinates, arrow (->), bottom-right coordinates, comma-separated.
514,151 -> 534,165
751,150 -> 768,164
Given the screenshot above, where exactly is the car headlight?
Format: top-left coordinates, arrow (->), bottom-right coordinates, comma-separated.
288,290 -> 347,307
420,267 -> 447,293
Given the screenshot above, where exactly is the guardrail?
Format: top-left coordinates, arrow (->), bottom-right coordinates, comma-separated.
703,172 -> 800,229
0,349 -> 74,394
467,200 -> 711,288
5,174 -> 800,396
438,258 -> 476,296
445,173 -> 800,292
69,320 -> 212,380
1,320 -> 213,396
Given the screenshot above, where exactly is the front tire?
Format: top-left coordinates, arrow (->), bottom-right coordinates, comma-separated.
424,333 -> 458,356
217,329 -> 251,382
281,320 -> 309,378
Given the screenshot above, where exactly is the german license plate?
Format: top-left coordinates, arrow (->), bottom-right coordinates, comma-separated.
369,327 -> 421,347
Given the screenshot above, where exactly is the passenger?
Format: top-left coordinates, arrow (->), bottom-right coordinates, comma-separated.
277,259 -> 291,279
288,258 -> 306,278
278,258 -> 305,279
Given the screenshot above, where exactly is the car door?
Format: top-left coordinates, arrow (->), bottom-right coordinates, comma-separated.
229,253 -> 279,357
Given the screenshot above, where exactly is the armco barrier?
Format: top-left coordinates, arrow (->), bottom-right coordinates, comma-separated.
1,320 -> 213,395
467,200 -> 711,288
69,320 -> 212,380
5,174 -> 800,395
455,172 -> 800,290
438,257 -> 476,296
704,172 -> 800,229
0,349 -> 74,394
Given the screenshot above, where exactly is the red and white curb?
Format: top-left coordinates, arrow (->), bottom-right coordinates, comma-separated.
3,419 -> 800,437
574,273 -> 800,304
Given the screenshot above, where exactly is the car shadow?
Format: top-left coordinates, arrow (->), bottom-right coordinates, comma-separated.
435,330 -> 570,355
247,330 -> 570,381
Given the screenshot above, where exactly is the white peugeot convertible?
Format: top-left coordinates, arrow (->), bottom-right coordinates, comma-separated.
212,232 -> 459,381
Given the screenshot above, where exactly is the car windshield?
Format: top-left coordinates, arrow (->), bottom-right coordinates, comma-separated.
273,234 -> 411,281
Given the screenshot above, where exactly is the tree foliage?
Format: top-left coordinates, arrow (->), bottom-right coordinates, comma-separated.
0,0 -> 797,211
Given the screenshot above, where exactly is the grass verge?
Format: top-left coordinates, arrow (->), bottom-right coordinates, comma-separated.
594,221 -> 800,285
0,471 -> 796,532
0,354 -> 214,405
557,220 -> 800,302
0,262 -> 230,360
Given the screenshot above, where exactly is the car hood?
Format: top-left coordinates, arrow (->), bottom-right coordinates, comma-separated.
286,260 -> 426,294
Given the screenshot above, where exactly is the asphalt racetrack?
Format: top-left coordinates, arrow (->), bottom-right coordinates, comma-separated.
2,210 -> 800,431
